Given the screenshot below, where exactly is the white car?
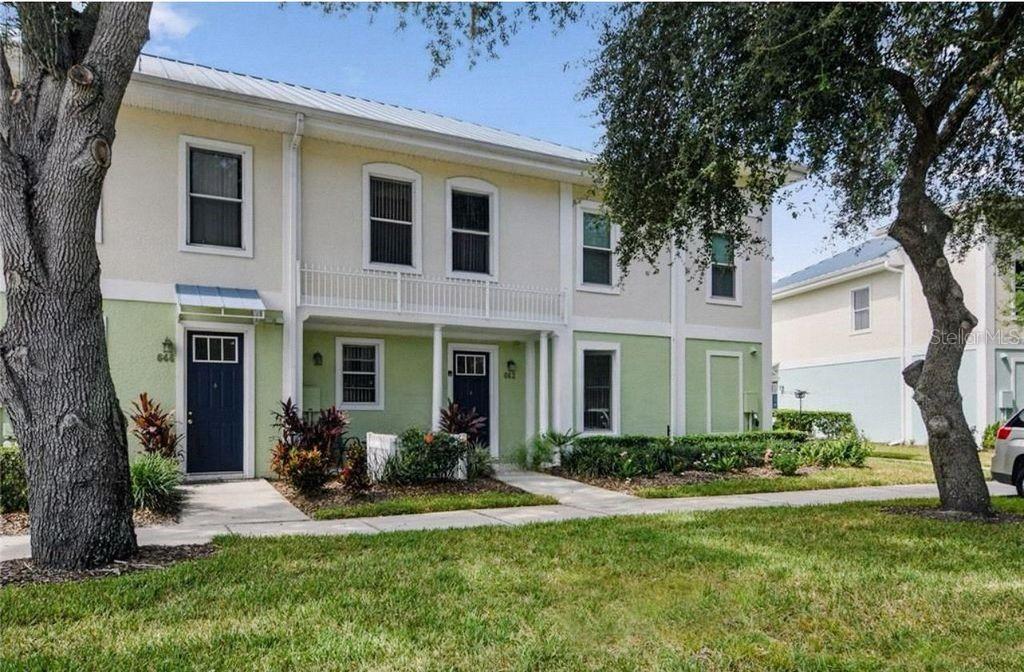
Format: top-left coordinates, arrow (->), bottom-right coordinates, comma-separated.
992,409 -> 1024,496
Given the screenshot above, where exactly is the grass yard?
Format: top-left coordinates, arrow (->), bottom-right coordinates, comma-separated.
3,498 -> 1023,671
312,491 -> 557,520
635,457 -> 936,498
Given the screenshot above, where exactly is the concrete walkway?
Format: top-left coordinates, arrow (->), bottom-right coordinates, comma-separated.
1,472 -> 1016,562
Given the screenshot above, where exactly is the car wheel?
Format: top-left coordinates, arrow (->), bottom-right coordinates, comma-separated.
1016,467 -> 1024,498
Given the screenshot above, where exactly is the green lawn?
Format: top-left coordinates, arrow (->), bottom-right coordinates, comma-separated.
312,492 -> 557,520
3,499 -> 1023,670
636,457 -> 937,498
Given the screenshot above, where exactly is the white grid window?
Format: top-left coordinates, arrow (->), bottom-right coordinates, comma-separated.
852,287 -> 871,331
336,338 -> 384,410
192,335 -> 239,364
455,353 -> 487,376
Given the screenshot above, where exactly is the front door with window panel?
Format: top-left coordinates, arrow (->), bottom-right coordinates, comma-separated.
452,351 -> 490,446
187,331 -> 244,473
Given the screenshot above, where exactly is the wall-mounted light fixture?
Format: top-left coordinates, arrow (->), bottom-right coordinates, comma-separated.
313,351 -> 324,367
157,337 -> 175,363
504,359 -> 517,380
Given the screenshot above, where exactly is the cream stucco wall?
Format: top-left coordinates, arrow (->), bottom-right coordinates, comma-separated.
101,106 -> 284,295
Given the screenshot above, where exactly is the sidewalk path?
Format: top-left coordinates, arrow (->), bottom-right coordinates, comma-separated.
2,472 -> 1016,562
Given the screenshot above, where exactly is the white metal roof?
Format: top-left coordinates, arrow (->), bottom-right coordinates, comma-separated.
135,53 -> 594,165
175,284 -> 266,312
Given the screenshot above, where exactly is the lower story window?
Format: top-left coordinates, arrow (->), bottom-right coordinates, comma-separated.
336,339 -> 384,410
583,350 -> 615,431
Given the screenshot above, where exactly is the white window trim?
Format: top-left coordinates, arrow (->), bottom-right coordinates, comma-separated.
705,235 -> 742,306
335,337 -> 385,411
850,285 -> 872,334
446,343 -> 500,458
576,200 -> 621,294
445,177 -> 499,281
190,334 -> 240,364
705,350 -> 744,434
176,321 -> 256,480
178,135 -> 254,258
575,340 -> 622,436
362,163 -> 422,274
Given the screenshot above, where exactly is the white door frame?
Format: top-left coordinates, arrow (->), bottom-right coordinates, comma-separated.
176,320 -> 256,480
446,343 -> 500,457
706,350 -> 744,434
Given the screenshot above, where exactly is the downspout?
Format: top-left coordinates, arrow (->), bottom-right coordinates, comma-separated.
883,253 -> 910,443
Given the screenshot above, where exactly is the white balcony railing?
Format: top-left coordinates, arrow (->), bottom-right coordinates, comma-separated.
300,264 -> 565,325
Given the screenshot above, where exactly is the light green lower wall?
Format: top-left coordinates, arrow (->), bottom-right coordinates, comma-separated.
302,331 -> 527,460
573,331 -> 672,436
684,338 -> 763,435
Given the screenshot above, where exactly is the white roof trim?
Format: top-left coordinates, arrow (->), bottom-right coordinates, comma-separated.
772,255 -> 903,300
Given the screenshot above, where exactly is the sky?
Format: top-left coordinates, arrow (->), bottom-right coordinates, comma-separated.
148,2 -> 853,281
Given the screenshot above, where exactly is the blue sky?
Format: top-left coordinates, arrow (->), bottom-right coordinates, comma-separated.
148,2 -> 850,280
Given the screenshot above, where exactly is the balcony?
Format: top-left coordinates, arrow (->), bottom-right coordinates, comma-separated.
299,264 -> 565,325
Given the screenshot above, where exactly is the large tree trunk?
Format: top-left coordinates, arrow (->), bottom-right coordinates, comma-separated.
892,188 -> 992,515
0,3 -> 152,568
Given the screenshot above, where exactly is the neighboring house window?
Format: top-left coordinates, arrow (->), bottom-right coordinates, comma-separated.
576,341 -> 621,434
363,163 -> 421,272
851,286 -> 871,331
446,177 -> 499,279
577,201 -> 618,291
1014,260 -> 1024,317
336,338 -> 384,410
179,136 -> 253,257
710,234 -> 737,300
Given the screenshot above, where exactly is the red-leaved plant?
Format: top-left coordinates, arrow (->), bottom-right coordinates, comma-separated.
271,400 -> 349,494
438,399 -> 487,444
129,393 -> 181,459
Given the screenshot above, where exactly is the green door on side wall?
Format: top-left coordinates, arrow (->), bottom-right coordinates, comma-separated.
708,354 -> 742,433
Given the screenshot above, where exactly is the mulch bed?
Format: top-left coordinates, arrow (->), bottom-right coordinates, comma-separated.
2,509 -> 177,537
547,466 -> 821,495
882,505 -> 1024,524
1,544 -> 216,587
273,477 -> 523,516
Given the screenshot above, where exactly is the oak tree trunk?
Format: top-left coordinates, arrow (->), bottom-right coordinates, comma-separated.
892,187 -> 992,515
0,3 -> 152,568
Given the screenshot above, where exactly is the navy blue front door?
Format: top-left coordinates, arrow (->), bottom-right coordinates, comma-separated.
187,331 -> 244,473
452,350 -> 490,446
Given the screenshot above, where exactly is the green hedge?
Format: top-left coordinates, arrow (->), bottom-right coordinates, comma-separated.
0,440 -> 27,513
772,410 -> 857,438
561,431 -> 808,479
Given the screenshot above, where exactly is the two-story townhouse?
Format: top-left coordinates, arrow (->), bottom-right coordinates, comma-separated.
773,234 -> 1024,444
1,54 -> 777,479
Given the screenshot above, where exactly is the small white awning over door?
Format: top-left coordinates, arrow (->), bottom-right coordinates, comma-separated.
175,284 -> 266,320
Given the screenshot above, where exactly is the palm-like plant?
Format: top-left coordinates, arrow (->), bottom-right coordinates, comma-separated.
438,400 -> 487,443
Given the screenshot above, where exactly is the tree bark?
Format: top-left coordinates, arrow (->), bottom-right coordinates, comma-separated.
0,3 -> 152,568
892,184 -> 992,515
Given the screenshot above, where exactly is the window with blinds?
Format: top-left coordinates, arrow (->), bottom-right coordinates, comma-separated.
582,212 -> 613,286
710,233 -> 736,299
369,176 -> 414,267
851,287 -> 871,331
188,147 -> 243,248
451,191 -> 491,274
583,351 -> 614,431
339,341 -> 382,408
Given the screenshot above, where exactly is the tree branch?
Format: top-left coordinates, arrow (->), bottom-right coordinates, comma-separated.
883,67 -> 933,138
0,46 -> 12,139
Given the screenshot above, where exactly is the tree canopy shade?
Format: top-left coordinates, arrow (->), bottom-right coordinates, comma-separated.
585,3 -> 1023,513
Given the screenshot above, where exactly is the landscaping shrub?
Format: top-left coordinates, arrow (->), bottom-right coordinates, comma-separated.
978,426 -> 995,450
773,410 -> 857,438
382,428 -> 470,484
771,450 -> 802,476
130,454 -> 184,513
340,438 -> 370,494
799,434 -> 870,468
0,439 -> 28,513
438,400 -> 487,444
466,444 -> 495,480
129,392 -> 181,459
271,400 -> 349,494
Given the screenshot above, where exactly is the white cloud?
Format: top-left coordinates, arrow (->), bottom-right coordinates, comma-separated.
149,3 -> 198,43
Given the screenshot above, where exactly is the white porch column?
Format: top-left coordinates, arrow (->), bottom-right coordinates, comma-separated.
524,338 -> 536,441
538,332 -> 550,435
431,324 -> 444,430
281,114 -> 304,406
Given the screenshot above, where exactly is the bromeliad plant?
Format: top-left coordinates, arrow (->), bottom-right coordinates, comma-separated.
271,400 -> 350,494
129,393 -> 181,460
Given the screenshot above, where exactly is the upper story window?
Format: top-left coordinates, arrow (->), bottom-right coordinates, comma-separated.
1015,260 -> 1023,310
178,136 -> 253,258
851,286 -> 871,332
446,177 -> 499,280
709,234 -> 738,301
363,163 -> 421,272
577,201 -> 619,293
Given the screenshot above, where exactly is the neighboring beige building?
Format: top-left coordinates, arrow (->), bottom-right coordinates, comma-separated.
773,235 -> 1024,443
